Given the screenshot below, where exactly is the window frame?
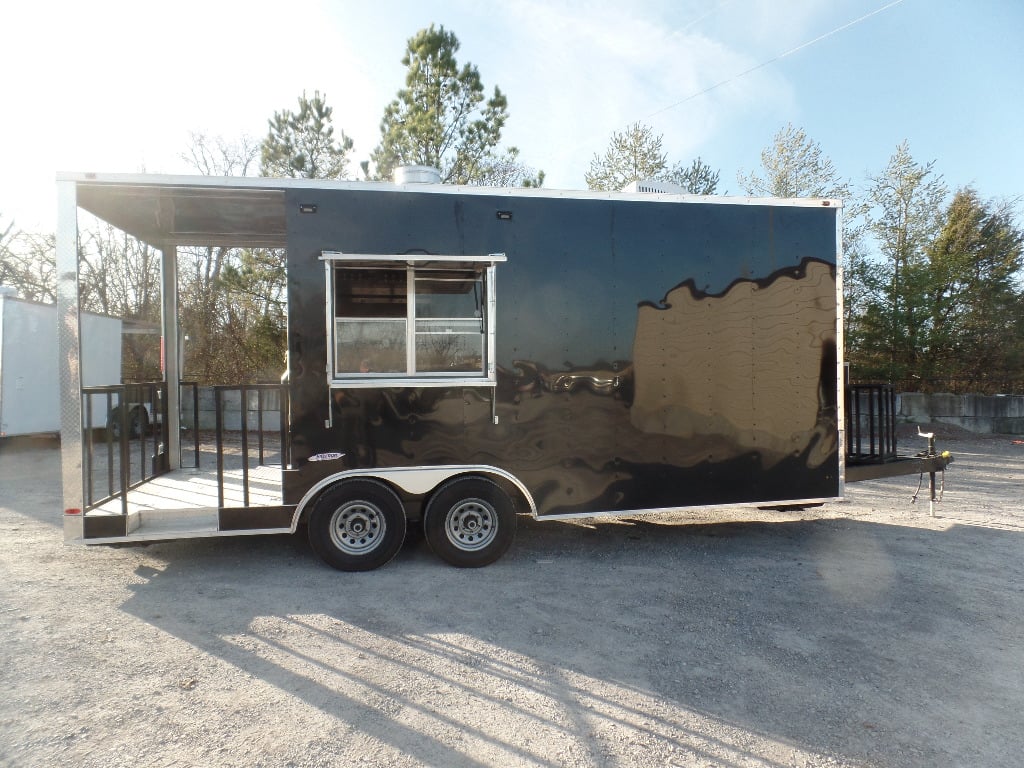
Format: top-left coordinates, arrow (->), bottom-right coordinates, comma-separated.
322,252 -> 504,389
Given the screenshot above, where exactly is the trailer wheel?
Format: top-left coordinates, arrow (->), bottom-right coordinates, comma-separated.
424,477 -> 516,568
109,405 -> 147,439
133,407 -> 149,437
308,479 -> 407,572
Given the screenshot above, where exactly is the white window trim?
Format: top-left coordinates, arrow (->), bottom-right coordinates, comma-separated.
323,253 -> 501,389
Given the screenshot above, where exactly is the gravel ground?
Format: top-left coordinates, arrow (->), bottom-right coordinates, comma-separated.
1,425 -> 1022,767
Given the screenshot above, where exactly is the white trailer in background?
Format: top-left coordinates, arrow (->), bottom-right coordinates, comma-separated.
0,289 -> 122,437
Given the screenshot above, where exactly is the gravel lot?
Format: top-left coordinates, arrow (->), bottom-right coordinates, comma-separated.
1,426 -> 1022,767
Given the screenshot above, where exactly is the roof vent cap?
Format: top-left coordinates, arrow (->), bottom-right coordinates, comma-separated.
393,165 -> 441,185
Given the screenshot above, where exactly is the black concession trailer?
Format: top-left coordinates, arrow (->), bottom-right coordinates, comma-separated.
55,172 -> 950,570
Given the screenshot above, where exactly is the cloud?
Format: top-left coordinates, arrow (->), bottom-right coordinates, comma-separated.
0,0 -> 830,229
486,0 -> 801,188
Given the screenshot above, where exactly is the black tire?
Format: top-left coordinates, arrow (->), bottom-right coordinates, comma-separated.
108,405 -> 146,439
308,479 -> 407,572
107,409 -> 121,440
133,406 -> 149,437
423,476 -> 516,568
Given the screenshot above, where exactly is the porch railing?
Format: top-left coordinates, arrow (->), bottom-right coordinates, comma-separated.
845,383 -> 898,463
213,384 -> 290,508
81,382 -> 200,512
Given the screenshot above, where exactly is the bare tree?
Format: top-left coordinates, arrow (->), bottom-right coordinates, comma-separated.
586,123 -> 667,191
183,131 -> 259,177
467,147 -> 544,188
177,133 -> 287,383
737,123 -> 849,199
75,222 -> 162,379
587,123 -> 719,193
0,217 -> 57,303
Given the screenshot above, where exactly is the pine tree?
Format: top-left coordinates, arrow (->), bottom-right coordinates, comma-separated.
261,91 -> 353,179
370,25 -> 511,184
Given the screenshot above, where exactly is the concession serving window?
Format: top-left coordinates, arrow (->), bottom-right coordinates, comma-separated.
322,252 -> 505,387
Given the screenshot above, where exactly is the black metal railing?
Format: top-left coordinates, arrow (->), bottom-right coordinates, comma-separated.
213,384 -> 290,509
82,382 -> 200,512
845,383 -> 897,463
178,381 -> 201,470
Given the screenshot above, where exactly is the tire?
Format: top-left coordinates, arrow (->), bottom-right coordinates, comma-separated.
424,477 -> 516,568
133,406 -> 149,437
108,405 -> 147,439
107,409 -> 121,439
308,479 -> 407,572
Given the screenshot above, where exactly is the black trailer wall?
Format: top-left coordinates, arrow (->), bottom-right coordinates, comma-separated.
285,188 -> 840,516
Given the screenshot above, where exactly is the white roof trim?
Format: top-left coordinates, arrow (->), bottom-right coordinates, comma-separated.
57,172 -> 843,208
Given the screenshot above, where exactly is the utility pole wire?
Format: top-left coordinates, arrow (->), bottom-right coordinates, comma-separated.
644,0 -> 907,120
677,0 -> 734,33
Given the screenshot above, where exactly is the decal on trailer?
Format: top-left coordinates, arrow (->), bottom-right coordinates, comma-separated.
309,452 -> 346,462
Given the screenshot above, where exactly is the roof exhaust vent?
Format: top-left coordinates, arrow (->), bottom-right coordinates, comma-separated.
621,179 -> 688,194
393,165 -> 441,185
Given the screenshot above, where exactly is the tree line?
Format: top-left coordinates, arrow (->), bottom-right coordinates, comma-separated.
1,24 -> 1021,393
740,126 -> 1024,393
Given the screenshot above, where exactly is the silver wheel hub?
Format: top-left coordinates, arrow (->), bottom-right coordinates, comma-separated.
330,501 -> 385,555
445,498 -> 498,552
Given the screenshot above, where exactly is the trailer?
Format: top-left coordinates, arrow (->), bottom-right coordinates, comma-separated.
0,290 -> 121,437
55,172 -> 950,570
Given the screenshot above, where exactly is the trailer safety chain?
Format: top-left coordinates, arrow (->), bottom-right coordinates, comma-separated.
911,467 -> 945,505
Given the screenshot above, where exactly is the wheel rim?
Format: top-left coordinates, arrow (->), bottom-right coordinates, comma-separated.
444,498 -> 498,552
329,500 -> 387,555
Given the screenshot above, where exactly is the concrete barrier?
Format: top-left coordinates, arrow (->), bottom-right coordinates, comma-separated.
897,393 -> 1024,434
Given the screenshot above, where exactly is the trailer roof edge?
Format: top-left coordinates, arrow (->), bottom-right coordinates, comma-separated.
57,171 -> 843,209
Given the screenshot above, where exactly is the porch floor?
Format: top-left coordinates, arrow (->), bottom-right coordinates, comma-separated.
89,463 -> 283,515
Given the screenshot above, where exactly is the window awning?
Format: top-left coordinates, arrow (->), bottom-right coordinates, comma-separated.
320,251 -> 507,266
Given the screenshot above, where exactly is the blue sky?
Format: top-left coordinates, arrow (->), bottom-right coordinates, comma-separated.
3,0 -> 1021,232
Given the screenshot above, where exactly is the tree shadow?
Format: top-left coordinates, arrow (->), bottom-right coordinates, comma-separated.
116,512 -> 1024,767
5,437 -> 1021,765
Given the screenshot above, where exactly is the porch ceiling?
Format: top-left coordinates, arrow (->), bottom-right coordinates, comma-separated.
72,176 -> 288,249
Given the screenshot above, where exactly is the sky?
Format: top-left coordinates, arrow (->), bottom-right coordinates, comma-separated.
2,0 -> 1022,233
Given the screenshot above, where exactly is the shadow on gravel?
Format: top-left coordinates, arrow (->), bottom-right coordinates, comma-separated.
5,436 -> 1021,764
117,513 -> 1024,767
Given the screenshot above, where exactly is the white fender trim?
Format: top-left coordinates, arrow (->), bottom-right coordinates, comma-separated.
290,464 -> 538,532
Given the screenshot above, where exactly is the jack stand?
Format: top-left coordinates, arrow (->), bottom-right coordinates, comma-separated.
918,428 -> 937,517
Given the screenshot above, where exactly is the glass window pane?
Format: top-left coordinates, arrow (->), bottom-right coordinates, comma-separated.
336,319 -> 406,374
415,318 -> 483,373
336,268 -> 406,318
331,265 -> 489,378
415,277 -> 482,319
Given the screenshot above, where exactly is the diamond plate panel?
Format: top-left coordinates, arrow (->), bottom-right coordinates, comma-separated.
56,180 -> 85,540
